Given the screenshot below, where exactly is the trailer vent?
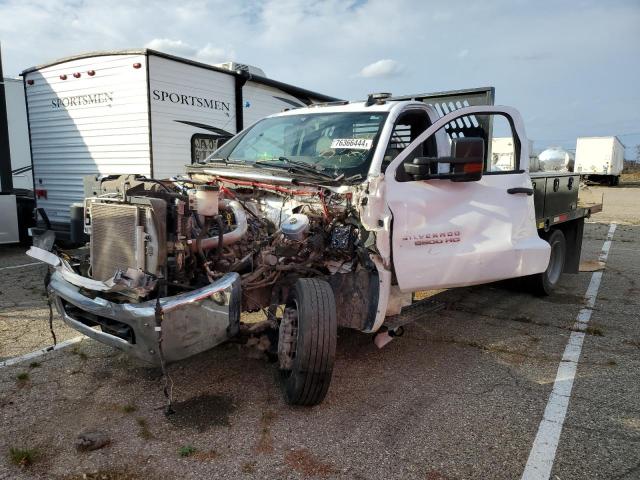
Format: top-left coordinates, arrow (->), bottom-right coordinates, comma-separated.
215,62 -> 266,77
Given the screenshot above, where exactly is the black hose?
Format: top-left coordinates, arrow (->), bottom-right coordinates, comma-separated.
196,216 -> 211,262
44,268 -> 57,348
215,214 -> 224,264
192,212 -> 203,230
134,176 -> 173,193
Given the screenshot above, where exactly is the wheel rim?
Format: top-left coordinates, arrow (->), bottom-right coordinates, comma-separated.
547,239 -> 564,285
278,300 -> 299,373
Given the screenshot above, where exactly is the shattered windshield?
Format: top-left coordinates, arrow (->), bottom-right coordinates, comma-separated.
205,111 -> 388,181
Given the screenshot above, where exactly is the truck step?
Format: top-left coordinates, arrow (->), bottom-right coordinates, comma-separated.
383,297 -> 446,329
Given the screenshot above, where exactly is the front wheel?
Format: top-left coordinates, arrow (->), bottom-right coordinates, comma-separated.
526,229 -> 567,296
278,278 -> 337,406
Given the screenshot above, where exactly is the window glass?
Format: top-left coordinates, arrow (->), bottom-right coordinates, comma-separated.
382,110 -> 431,172
382,123 -> 411,172
488,115 -> 518,172
210,112 -> 389,180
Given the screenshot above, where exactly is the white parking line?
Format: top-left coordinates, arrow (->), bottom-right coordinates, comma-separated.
0,262 -> 43,271
0,336 -> 86,369
521,223 -> 617,480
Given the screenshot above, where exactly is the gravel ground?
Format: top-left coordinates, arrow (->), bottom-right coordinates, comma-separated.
580,184 -> 640,225
0,187 -> 638,479
0,246 -> 78,360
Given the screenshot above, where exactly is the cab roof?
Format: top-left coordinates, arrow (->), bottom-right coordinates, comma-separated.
271,87 -> 495,118
272,99 -> 426,117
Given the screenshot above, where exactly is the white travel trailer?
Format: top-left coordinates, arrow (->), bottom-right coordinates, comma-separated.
21,50 -> 338,239
574,136 -> 624,185
0,74 -> 34,245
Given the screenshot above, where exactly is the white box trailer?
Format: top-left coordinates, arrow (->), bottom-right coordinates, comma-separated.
491,136 -> 535,171
21,49 -> 338,238
574,136 -> 624,185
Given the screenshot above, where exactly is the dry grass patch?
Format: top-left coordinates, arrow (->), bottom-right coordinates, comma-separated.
255,409 -> 277,453
284,448 -> 336,477
136,418 -> 153,440
8,447 -> 37,468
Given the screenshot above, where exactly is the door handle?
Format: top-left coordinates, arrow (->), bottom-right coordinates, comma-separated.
507,187 -> 534,195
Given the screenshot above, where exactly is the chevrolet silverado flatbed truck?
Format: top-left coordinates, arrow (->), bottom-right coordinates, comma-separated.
28,90 -> 601,405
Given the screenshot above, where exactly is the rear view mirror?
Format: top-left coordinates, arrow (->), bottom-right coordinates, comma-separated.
403,137 -> 485,182
449,137 -> 484,182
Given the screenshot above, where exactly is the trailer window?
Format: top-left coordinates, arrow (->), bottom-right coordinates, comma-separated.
191,134 -> 231,163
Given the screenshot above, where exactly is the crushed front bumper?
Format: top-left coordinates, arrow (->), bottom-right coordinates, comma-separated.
48,270 -> 241,365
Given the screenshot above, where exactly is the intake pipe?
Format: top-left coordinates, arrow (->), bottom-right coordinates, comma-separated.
188,200 -> 247,252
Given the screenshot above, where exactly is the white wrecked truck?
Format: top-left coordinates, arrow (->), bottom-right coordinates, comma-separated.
28,89 -> 600,406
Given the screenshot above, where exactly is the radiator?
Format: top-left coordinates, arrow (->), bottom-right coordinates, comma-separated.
90,202 -> 142,281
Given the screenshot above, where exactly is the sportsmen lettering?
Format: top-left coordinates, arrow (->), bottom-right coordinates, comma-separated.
51,92 -> 113,109
152,90 -> 230,112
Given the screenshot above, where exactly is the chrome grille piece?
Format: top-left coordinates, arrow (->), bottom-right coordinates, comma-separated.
90,203 -> 140,281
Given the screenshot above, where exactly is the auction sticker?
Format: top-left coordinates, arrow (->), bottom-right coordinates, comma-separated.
330,138 -> 373,150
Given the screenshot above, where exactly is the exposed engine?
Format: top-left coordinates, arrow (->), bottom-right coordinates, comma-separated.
80,174 -> 370,313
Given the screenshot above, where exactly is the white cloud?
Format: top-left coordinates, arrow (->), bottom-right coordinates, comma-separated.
457,49 -> 469,58
145,38 -> 197,57
196,44 -> 234,64
358,59 -> 404,78
144,38 -> 233,64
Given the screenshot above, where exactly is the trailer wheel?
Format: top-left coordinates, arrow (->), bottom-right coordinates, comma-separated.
278,278 -> 337,406
528,229 -> 567,296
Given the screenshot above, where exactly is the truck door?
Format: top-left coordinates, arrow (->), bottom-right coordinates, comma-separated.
385,106 -> 550,292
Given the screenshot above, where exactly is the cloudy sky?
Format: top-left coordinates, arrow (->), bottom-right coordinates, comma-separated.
1,0 -> 639,157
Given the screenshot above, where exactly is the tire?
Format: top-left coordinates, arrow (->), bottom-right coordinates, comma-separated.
526,229 -> 567,296
278,278 -> 337,406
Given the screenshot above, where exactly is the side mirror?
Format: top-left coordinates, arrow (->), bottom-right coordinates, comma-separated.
403,137 -> 485,182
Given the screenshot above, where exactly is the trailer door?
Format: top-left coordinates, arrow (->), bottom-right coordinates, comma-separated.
385,106 -> 550,292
